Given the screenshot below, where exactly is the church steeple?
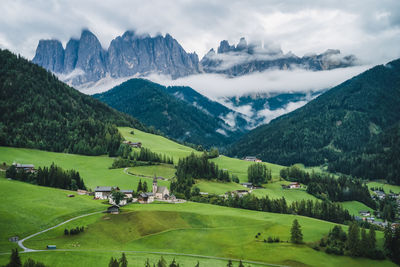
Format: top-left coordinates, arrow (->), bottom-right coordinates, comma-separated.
152,176 -> 157,194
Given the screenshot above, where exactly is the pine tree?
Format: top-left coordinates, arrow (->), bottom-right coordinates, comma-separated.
169,258 -> 178,267
238,260 -> 244,267
194,261 -> 200,267
368,227 -> 376,252
119,253 -> 128,267
145,259 -> 151,267
290,219 -> 303,244
157,256 -> 167,267
7,248 -> 22,267
347,222 -> 360,256
137,179 -> 143,192
227,260 -> 233,267
360,228 -> 368,257
143,181 -> 148,192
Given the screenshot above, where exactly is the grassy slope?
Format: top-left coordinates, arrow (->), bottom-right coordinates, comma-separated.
0,178 -> 104,251
22,202 -> 393,267
341,201 -> 374,217
251,181 -> 318,202
119,127 -> 199,163
0,147 -> 170,191
367,181 -> 400,194
126,164 -> 176,179
195,180 -> 246,194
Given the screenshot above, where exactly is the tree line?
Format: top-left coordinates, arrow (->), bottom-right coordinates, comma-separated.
6,163 -> 86,190
190,194 -> 352,224
280,166 -> 375,208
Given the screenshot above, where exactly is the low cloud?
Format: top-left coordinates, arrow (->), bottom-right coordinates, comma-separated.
148,65 -> 371,99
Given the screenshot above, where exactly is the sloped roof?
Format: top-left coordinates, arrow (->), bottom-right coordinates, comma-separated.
121,190 -> 133,193
156,186 -> 168,194
95,186 -> 119,192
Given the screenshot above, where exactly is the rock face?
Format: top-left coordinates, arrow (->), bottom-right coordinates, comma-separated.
200,37 -> 358,76
32,40 -> 64,73
32,31 -> 358,88
32,30 -> 200,87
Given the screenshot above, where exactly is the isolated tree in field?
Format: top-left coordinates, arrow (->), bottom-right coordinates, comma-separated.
145,258 -> 151,267
238,260 -> 244,267
227,260 -> 233,267
194,261 -> 200,267
119,253 -> 128,267
7,248 -> 22,267
290,219 -> 303,244
347,222 -> 360,256
111,190 -> 125,206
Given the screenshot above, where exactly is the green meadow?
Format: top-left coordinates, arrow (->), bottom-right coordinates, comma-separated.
341,201 -> 374,217
18,202 -> 394,267
251,181 -> 317,203
127,164 -> 176,179
0,178 -> 104,252
367,181 -> 400,194
0,146 -> 169,191
195,180 -> 247,195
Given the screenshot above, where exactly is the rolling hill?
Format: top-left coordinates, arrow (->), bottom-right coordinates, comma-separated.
0,49 -> 146,156
229,58 -> 400,183
94,79 -> 248,148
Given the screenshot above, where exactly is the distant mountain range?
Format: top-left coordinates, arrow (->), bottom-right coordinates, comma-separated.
229,58 -> 400,184
201,38 -> 357,76
32,30 -> 358,90
32,30 -> 200,88
93,79 -> 249,148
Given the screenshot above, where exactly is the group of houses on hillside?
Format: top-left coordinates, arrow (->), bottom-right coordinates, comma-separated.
95,177 -> 176,207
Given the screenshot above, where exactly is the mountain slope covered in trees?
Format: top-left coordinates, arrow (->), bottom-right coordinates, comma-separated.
94,79 -> 246,148
0,49 -> 146,156
229,58 -> 400,184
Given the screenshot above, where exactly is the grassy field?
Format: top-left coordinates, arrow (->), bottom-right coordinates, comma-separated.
195,180 -> 247,195
119,127 -> 200,162
0,146 -> 170,191
341,201 -> 374,217
19,201 -> 393,267
127,164 -> 176,179
119,127 -> 285,183
0,178 -> 104,252
209,156 -> 284,182
251,181 -> 317,203
0,251 -> 269,267
367,181 -> 400,194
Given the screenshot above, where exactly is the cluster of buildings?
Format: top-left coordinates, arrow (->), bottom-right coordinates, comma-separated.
243,156 -> 262,162
95,177 -> 176,207
122,140 -> 142,148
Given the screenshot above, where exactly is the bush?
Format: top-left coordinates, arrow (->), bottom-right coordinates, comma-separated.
267,237 -> 274,243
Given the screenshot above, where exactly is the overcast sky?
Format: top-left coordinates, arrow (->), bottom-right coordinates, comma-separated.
1,0 -> 400,64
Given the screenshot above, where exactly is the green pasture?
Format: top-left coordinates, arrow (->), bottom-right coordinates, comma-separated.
340,201 -> 374,217
251,181 -> 317,203
0,146 -> 169,191
127,164 -> 176,179
367,181 -> 400,194
21,201 -> 393,267
0,178 -> 104,252
195,180 -> 247,195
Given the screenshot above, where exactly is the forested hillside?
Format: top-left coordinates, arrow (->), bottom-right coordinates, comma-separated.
0,49 -> 146,156
94,78 -> 243,148
229,58 -> 400,184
